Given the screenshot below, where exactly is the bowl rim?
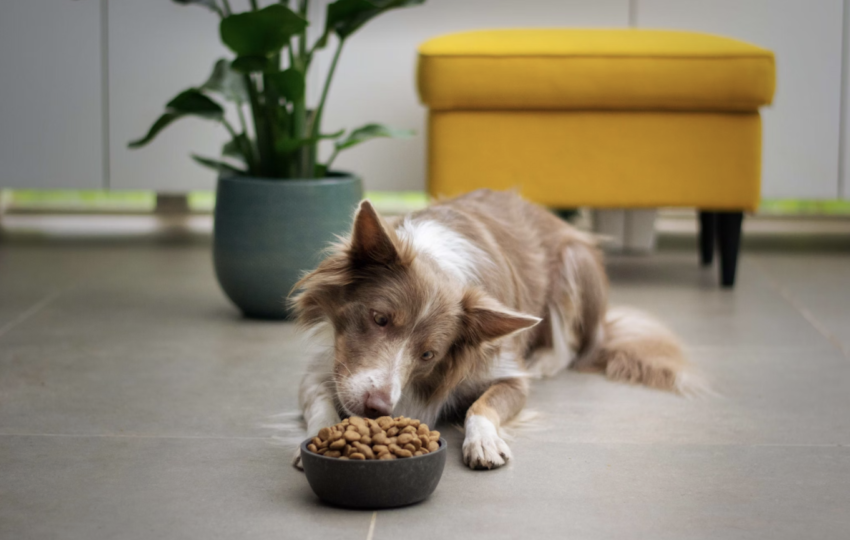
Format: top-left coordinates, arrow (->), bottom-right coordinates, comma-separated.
300,437 -> 447,464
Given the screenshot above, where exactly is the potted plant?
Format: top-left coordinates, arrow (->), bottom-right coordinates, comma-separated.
129,0 -> 423,319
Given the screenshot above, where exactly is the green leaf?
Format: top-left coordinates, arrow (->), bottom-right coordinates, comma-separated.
191,154 -> 247,175
220,4 -> 308,57
222,133 -> 251,161
128,89 -> 223,148
319,128 -> 346,140
334,123 -> 413,151
201,59 -> 248,102
230,55 -> 273,73
326,0 -> 424,39
275,129 -> 346,155
167,89 -> 224,118
267,69 -> 305,102
128,111 -> 186,148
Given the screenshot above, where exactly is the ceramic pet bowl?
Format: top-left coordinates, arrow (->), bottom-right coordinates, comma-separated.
300,438 -> 447,509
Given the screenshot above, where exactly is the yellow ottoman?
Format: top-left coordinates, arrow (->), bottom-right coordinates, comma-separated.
417,29 -> 776,286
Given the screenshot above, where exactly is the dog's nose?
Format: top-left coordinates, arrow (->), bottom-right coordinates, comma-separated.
363,390 -> 392,418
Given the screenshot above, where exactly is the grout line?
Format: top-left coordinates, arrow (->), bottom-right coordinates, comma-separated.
0,432 -> 272,441
751,260 -> 849,359
1,432 -> 846,448
0,292 -> 60,341
366,512 -> 377,540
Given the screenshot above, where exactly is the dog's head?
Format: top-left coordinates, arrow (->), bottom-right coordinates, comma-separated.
291,201 -> 540,418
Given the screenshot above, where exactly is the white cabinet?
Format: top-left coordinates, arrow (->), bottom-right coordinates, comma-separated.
107,0 -> 234,192
638,0 -> 845,200
0,0 -> 104,189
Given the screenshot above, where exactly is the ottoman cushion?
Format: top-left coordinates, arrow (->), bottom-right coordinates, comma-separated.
418,29 -> 775,112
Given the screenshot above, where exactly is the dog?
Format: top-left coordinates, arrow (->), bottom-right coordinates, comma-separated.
291,189 -> 689,470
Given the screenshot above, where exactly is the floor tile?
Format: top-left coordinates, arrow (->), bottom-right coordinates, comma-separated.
0,435 -> 371,540
375,442 -> 850,540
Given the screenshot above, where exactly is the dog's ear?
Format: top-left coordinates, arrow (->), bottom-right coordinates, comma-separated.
460,289 -> 542,344
350,200 -> 400,266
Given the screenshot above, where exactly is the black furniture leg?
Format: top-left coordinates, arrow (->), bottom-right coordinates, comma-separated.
698,211 -> 716,266
716,211 -> 744,288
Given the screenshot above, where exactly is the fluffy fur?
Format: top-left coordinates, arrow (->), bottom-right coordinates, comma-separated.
290,189 -> 691,470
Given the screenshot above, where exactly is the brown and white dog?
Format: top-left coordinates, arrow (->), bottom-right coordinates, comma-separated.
291,189 -> 689,470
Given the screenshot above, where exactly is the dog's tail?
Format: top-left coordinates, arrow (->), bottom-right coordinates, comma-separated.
574,306 -> 705,395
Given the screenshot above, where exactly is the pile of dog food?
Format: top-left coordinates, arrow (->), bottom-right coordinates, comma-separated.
307,416 -> 441,460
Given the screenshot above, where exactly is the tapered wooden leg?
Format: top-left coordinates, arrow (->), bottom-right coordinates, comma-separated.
716,212 -> 744,288
698,211 -> 716,266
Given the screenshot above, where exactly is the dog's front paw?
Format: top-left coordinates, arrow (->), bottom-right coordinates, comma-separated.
462,415 -> 512,470
292,448 -> 304,471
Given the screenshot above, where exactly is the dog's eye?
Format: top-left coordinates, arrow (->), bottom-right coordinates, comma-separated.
421,351 -> 434,361
372,311 -> 389,327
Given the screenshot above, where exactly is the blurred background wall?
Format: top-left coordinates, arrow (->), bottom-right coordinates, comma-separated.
0,0 -> 847,200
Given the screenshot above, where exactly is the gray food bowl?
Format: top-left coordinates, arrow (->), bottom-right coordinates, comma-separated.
300,437 -> 447,509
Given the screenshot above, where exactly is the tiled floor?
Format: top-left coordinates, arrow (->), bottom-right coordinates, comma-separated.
1,220 -> 849,539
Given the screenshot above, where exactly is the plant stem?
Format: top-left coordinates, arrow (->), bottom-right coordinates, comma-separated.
220,0 -> 232,16
308,38 -> 344,176
249,0 -> 259,10
234,101 -> 257,174
245,74 -> 272,176
262,55 -> 282,177
324,146 -> 340,172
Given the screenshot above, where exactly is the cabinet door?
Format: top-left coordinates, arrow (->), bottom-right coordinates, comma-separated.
0,0 -> 104,189
315,0 -> 631,192
108,0 -> 234,192
638,0 -> 844,200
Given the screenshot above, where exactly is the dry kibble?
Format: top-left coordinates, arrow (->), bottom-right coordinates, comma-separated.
355,442 -> 375,459
372,432 -> 389,445
308,418 -> 441,460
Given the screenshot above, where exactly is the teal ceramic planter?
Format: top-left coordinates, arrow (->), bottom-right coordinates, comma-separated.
213,174 -> 362,319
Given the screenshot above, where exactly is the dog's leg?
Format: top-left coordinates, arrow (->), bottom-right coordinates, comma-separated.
463,377 -> 528,470
292,360 -> 341,470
